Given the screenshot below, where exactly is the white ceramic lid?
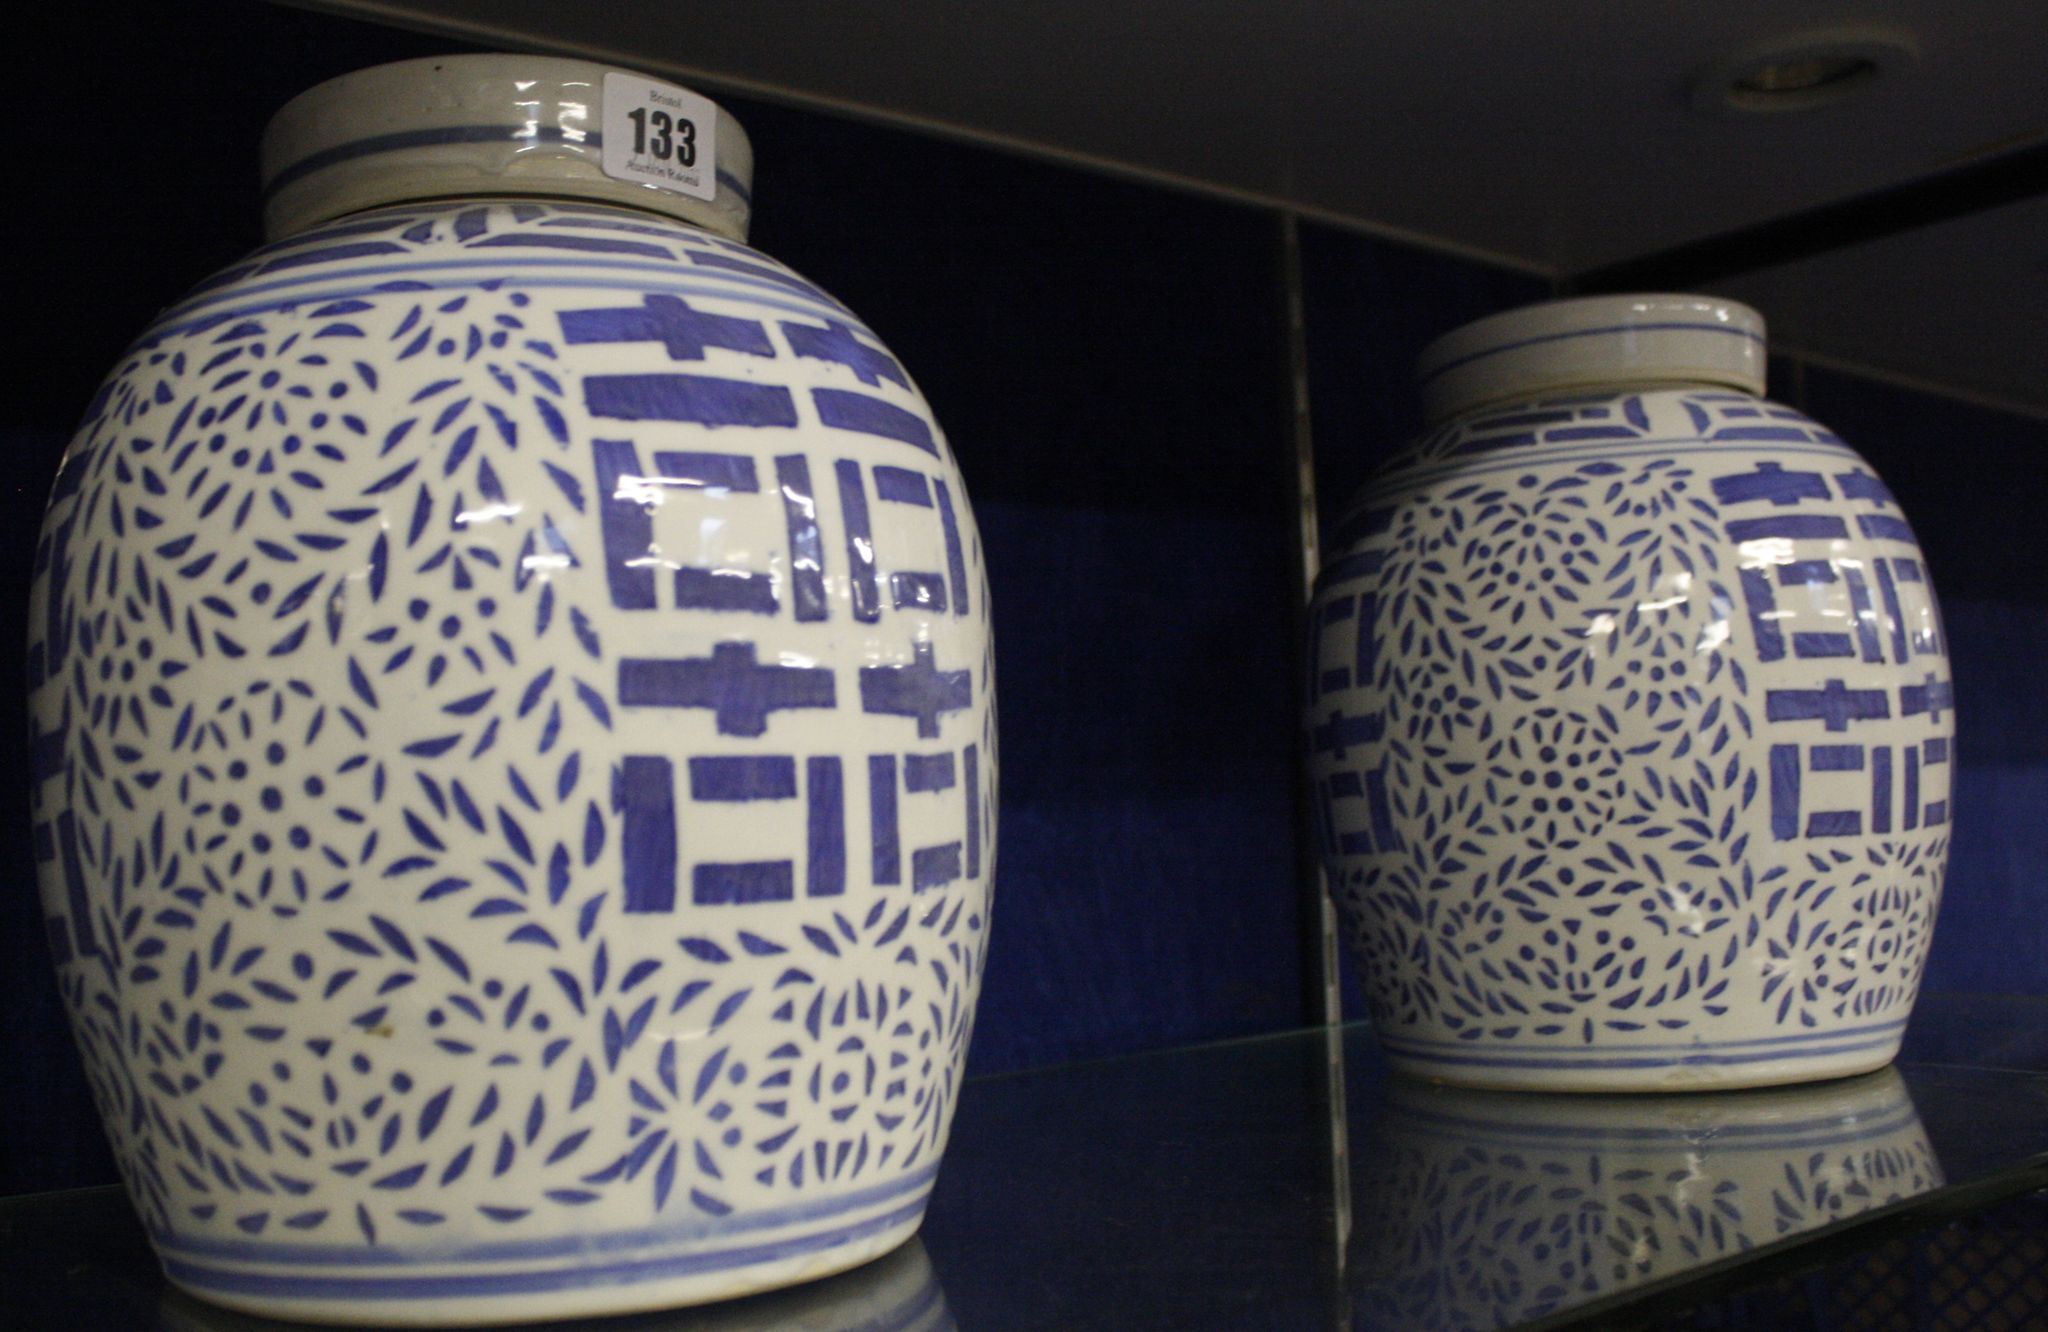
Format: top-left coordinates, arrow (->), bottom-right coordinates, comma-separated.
1417,294 -> 1767,424
261,55 -> 754,242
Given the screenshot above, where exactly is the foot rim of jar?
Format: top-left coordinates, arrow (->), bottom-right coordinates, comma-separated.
157,1209 -> 925,1327
1378,1036 -> 1903,1094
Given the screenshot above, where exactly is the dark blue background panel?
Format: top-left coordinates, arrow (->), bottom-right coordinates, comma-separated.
1297,220 -> 1551,547
731,93 -> 1311,1070
1783,364 -> 2048,998
1788,361 -> 2048,608
971,501 -> 1302,1070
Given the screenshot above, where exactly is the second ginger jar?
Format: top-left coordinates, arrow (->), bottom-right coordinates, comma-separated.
1308,295 -> 1952,1092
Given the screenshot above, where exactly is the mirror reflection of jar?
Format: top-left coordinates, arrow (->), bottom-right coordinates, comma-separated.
1308,296 -> 1953,1092
1351,1068 -> 1940,1330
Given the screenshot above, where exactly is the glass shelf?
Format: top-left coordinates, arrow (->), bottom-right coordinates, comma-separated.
6,993 -> 2046,1329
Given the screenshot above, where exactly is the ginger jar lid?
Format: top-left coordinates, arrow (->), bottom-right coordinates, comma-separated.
260,54 -> 754,243
1417,294 -> 1767,424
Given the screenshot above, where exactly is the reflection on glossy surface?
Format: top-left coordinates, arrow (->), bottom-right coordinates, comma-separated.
1348,1068 -> 1940,1329
10,1004 -> 2048,1331
150,1236 -> 949,1331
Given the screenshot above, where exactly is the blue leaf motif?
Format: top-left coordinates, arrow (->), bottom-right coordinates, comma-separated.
611,1127 -> 666,1183
484,402 -> 518,448
418,1089 -> 451,1141
693,1047 -> 729,1104
711,988 -> 750,1029
425,937 -> 470,981
543,461 -> 584,509
403,735 -> 461,758
517,669 -> 554,718
653,1142 -> 679,1210
346,658 -> 379,708
546,1129 -> 591,1166
547,844 -> 571,905
574,680 -> 612,729
602,1009 -> 625,1071
369,916 -> 417,961
497,808 -> 535,863
570,609 -> 601,659
274,573 -> 325,618
327,931 -> 381,958
549,968 -> 586,1014
402,809 -> 446,852
443,689 -> 495,717
622,996 -> 656,1050
372,1163 -> 427,1190
535,397 -> 568,445
657,1041 -> 679,1098
268,621 -> 311,658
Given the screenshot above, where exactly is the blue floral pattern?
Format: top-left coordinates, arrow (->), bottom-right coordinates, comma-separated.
1311,391 -> 1949,1085
29,202 -> 994,1306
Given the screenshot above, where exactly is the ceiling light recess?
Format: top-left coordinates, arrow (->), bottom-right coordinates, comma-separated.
1693,31 -> 1917,116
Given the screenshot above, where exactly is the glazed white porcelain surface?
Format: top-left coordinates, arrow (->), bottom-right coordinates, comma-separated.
1417,293 -> 1767,425
1310,296 -> 1950,1092
1358,1068 -> 1939,1328
261,55 -> 756,243
29,56 -> 993,1326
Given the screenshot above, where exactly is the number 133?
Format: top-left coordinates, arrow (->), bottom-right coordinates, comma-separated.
626,107 -> 697,166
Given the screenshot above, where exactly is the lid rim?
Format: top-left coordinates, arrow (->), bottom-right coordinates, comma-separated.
259,55 -> 753,243
1418,318 -> 1766,386
1418,294 -> 1768,425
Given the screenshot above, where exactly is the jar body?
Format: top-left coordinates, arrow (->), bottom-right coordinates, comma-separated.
1309,387 -> 1949,1091
29,201 -> 995,1323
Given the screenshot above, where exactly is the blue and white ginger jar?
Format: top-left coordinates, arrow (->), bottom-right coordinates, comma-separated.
1308,295 -> 1950,1092
28,55 -> 995,1324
